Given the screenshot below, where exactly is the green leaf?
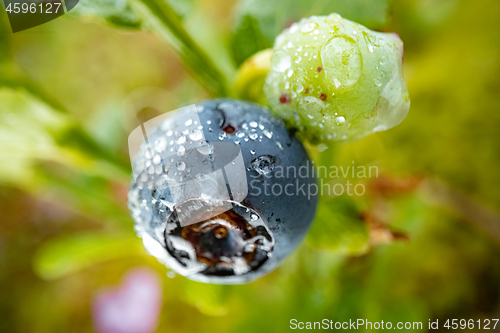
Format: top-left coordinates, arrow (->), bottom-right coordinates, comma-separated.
69,0 -> 143,29
307,196 -> 369,255
231,15 -> 272,66
231,0 -> 389,64
33,232 -> 143,280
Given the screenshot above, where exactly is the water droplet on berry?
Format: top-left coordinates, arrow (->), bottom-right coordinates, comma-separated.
271,50 -> 292,72
321,36 -> 362,89
154,137 -> 167,152
300,22 -> 318,34
251,155 -> 276,175
189,129 -> 203,141
176,161 -> 186,171
176,145 -> 185,156
263,129 -> 273,139
175,135 -> 186,144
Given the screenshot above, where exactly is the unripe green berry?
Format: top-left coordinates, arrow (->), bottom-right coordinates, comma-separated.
264,13 -> 410,142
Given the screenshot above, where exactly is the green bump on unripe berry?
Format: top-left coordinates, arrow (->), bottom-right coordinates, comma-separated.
264,13 -> 410,142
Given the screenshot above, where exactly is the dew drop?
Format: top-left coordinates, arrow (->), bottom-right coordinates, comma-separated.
321,36 -> 362,88
185,119 -> 193,126
176,161 -> 186,171
154,137 -> 167,152
188,129 -> 203,141
175,135 -> 186,144
155,165 -> 163,174
251,155 -> 276,175
175,145 -> 185,156
317,144 -> 328,152
300,22 -> 318,34
263,129 -> 273,139
335,116 -> 346,125
271,50 -> 292,72
293,82 -> 304,93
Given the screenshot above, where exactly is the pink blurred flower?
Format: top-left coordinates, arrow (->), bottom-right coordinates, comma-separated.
92,267 -> 163,333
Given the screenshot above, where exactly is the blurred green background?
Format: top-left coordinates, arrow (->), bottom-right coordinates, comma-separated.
1,0 -> 500,332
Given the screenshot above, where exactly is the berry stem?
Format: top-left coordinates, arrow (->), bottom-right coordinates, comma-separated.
127,0 -> 231,97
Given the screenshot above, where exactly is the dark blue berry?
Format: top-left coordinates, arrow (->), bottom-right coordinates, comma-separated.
128,99 -> 318,284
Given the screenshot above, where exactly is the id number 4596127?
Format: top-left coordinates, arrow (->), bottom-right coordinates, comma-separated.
443,319 -> 498,330
5,2 -> 62,14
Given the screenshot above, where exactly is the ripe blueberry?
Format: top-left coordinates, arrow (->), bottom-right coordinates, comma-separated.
128,99 -> 318,284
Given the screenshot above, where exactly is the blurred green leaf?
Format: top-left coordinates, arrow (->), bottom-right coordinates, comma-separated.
70,0 -> 143,29
69,0 -> 230,96
231,15 -> 272,66
0,88 -> 71,184
307,196 -> 369,255
0,3 -> 11,57
33,232 -> 142,280
128,0 -> 230,96
231,0 -> 389,64
181,281 -> 231,316
164,0 -> 195,18
0,88 -> 129,186
33,167 -> 133,228
70,0 -> 197,28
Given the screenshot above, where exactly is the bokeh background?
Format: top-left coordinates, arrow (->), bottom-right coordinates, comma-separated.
1,0 -> 500,332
